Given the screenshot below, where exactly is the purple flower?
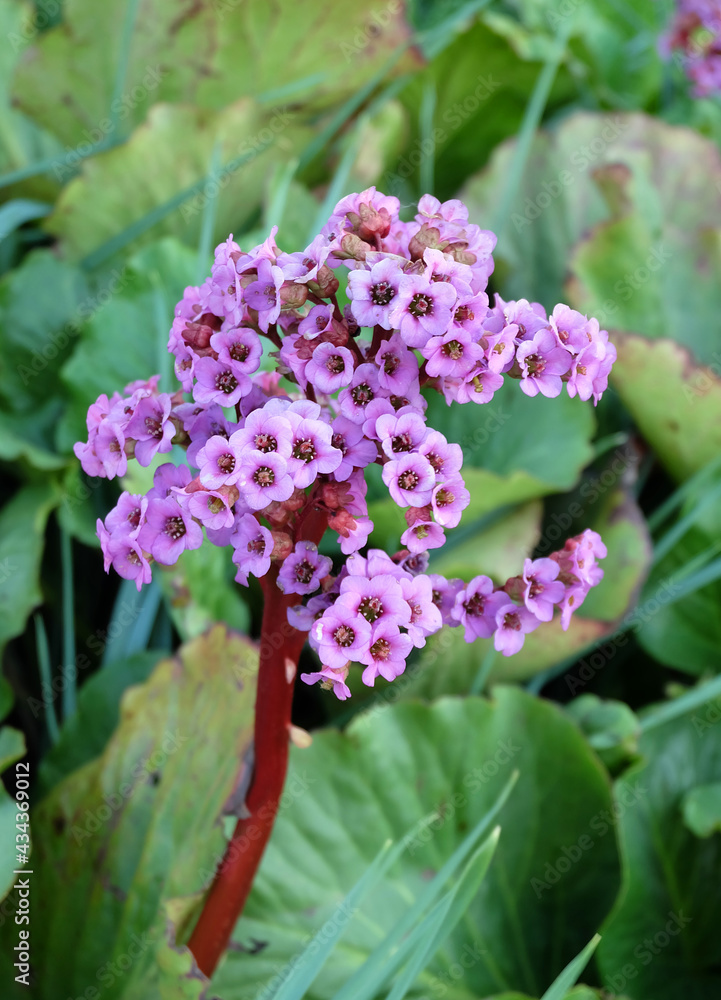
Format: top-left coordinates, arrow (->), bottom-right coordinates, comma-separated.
430,573 -> 465,625
417,430 -> 462,480
183,488 -> 235,530
197,435 -> 243,489
400,575 -> 442,647
483,325 -> 517,373
243,258 -> 284,331
229,409 -> 293,459
338,514 -> 373,554
125,393 -> 175,466
360,621 -> 413,685
311,601 -> 372,669
277,235 -> 332,284
452,577 -> 507,642
423,329 -> 484,379
94,420 -> 128,479
382,453 -> 436,508
210,327 -> 262,375
401,519 -> 445,553
347,257 -> 402,329
105,492 -> 147,537
376,411 -> 428,459
516,329 -> 572,399
374,332 -> 419,394
138,496 -> 203,565
288,593 -> 334,631
97,522 -> 152,591
337,363 -> 381,424
390,274 -> 457,348
277,541 -> 332,596
193,356 -> 250,406
565,341 -> 604,402
286,415 -> 342,488
305,342 -> 355,394
231,514 -> 274,586
338,574 -> 411,627
300,664 -> 351,700
493,601 -> 540,656
447,365 -> 504,405
330,415 -> 378,481
148,462 -> 193,500
298,304 -> 334,339
236,450 -> 294,511
521,558 -> 565,622
431,477 -> 469,528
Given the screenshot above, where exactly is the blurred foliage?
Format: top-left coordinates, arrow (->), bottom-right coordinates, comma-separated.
1,0 -> 721,997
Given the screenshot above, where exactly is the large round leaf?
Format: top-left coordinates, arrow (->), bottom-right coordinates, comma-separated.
212,689 -> 620,1000
597,695 -> 721,999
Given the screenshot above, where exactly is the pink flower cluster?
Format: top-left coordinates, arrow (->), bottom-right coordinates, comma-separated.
662,0 -> 721,96
75,187 -> 613,698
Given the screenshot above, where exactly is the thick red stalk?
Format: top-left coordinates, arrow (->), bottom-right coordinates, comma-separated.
188,508 -> 327,977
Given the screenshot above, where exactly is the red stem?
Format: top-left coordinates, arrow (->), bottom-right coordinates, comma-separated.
188,507 -> 327,977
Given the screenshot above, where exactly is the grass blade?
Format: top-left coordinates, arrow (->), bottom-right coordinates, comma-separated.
418,79 -> 437,196
333,770 -> 518,1000
539,933 -> 600,1000
470,648 -> 496,696
652,478 -> 721,565
60,527 -> 76,720
264,157 -> 299,235
196,141 -> 222,281
307,122 -> 366,243
386,828 -> 501,1000
641,673 -> 721,734
101,578 -> 162,666
0,199 -> 51,240
647,451 -> 721,533
109,0 -> 142,135
34,614 -> 59,744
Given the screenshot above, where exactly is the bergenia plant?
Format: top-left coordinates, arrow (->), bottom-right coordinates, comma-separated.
74,188 -> 615,975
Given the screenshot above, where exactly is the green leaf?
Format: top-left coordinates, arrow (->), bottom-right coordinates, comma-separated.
431,501 -> 542,583
539,935 -> 600,1000
681,784 -> 721,839
1,625 -> 257,1000
13,0 -> 418,149
37,650 -> 166,797
212,689 -> 620,1000
608,334 -> 721,482
638,526 -> 721,676
0,726 -> 27,903
0,486 -> 59,655
565,695 -> 640,773
597,695 -> 721,999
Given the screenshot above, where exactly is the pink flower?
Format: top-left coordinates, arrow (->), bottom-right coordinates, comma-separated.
305,342 -> 355,394
236,451 -> 294,510
277,541 -> 332,596
138,496 -> 203,566
516,329 -> 572,399
231,514 -> 274,586
348,257 -> 403,329
360,621 -> 413,685
382,453 -> 436,508
311,602 -> 372,669
390,274 -> 457,349
493,601 -> 540,656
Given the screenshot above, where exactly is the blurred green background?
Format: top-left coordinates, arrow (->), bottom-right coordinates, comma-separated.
1,1 -> 721,998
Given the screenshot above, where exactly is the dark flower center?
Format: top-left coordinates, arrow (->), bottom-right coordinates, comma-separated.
144,416 -> 163,439
292,438 -> 316,462
381,352 -> 400,376
164,516 -> 186,541
465,594 -> 485,616
217,453 -> 235,473
529,580 -> 544,598
425,452 -> 442,473
325,354 -> 346,375
127,507 -> 141,528
409,293 -> 433,318
455,305 -> 474,322
435,487 -> 454,507
215,370 -> 238,394
351,383 -> 374,406
230,342 -> 250,363
525,353 -> 546,377
331,432 -> 347,455
504,612 -> 521,630
254,466 -> 275,487
207,496 -> 225,514
333,624 -> 355,647
126,550 -> 141,566
254,433 -> 277,453
398,470 -> 419,491
295,560 -> 315,584
371,280 -> 395,306
442,340 -> 464,360
358,596 -> 383,622
370,638 -> 391,660
247,536 -> 266,554
391,433 -> 414,453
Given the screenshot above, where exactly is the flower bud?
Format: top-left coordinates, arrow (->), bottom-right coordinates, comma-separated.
270,530 -> 293,561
